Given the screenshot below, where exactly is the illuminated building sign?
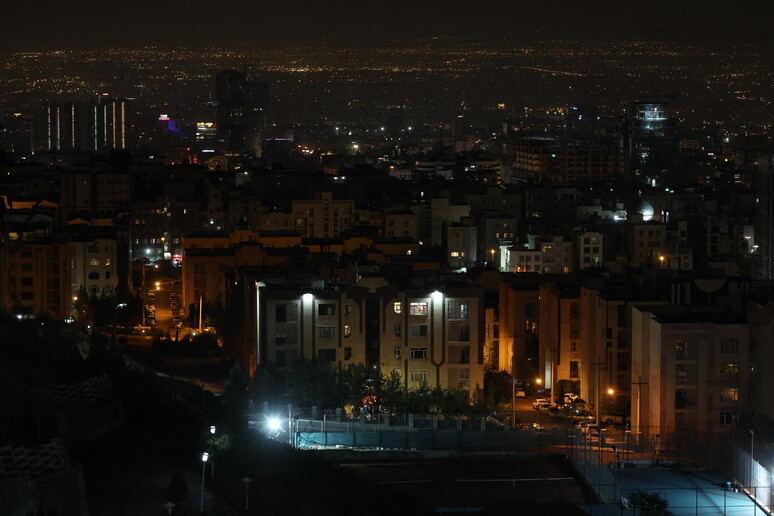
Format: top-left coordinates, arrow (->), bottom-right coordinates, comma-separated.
158,114 -> 170,121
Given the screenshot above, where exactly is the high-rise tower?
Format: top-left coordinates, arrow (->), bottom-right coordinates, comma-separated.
215,70 -> 270,152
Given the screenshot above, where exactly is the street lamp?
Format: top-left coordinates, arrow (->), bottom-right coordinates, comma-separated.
164,502 -> 175,516
210,425 -> 216,435
200,452 -> 209,513
242,476 -> 253,512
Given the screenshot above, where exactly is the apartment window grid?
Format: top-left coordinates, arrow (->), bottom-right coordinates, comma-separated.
720,412 -> 737,425
318,303 -> 336,317
410,347 -> 428,360
720,339 -> 739,353
447,300 -> 469,320
409,324 -> 428,338
410,370 -> 428,383
318,326 -> 336,339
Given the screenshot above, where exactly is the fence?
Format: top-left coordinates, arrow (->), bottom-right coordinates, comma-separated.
726,441 -> 772,514
567,428 -> 620,505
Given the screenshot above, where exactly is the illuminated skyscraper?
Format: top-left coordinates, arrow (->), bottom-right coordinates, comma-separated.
627,101 -> 678,183
38,96 -> 132,153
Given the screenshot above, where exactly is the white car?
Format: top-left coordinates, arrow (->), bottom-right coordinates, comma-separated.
532,398 -> 549,410
515,389 -> 526,398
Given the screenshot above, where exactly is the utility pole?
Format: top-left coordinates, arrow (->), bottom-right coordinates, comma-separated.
632,376 -> 648,434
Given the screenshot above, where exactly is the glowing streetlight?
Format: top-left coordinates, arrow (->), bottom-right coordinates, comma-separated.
535,378 -> 542,385
200,452 -> 209,513
607,388 -> 615,396
209,425 -> 216,435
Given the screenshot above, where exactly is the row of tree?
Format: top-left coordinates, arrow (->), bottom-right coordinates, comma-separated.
248,360 -> 501,417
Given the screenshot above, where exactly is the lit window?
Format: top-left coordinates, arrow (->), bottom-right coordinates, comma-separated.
318,327 -> 335,339
409,302 -> 428,315
393,302 -> 402,314
720,362 -> 740,376
720,388 -> 739,402
344,324 -> 352,338
89,258 -> 100,266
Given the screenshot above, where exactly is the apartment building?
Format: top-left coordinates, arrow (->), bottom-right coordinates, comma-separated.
250,280 -> 485,395
0,239 -> 71,319
631,305 -> 751,434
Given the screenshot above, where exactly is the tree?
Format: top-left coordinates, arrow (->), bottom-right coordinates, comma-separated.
378,370 -> 405,413
627,490 -> 674,516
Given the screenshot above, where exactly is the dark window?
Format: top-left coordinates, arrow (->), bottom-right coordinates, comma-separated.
410,347 -> 428,359
720,339 -> 739,353
318,303 -> 336,316
569,361 -> 579,379
459,347 -> 470,364
318,349 -> 336,362
409,325 -> 428,337
21,292 -> 33,300
275,305 -> 286,323
617,352 -> 628,371
21,277 -> 33,287
88,272 -> 100,280
617,305 -> 627,327
344,347 -> 352,360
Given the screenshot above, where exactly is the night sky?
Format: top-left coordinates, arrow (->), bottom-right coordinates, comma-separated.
5,0 -> 772,49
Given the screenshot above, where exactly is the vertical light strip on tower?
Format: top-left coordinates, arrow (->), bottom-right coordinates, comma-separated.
71,103 -> 76,150
120,101 -> 126,149
112,101 -> 117,149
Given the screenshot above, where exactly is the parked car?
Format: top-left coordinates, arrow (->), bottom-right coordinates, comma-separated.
547,407 -> 562,418
532,398 -> 549,410
563,393 -> 579,404
537,403 -> 555,413
515,389 -> 526,398
569,410 -> 595,422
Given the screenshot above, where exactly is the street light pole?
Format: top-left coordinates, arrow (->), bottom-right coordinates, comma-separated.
242,476 -> 253,513
511,374 -> 516,428
632,376 -> 648,434
200,452 -> 209,513
749,428 -> 755,494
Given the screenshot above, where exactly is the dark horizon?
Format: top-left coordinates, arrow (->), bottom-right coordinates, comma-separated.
4,0 -> 773,51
